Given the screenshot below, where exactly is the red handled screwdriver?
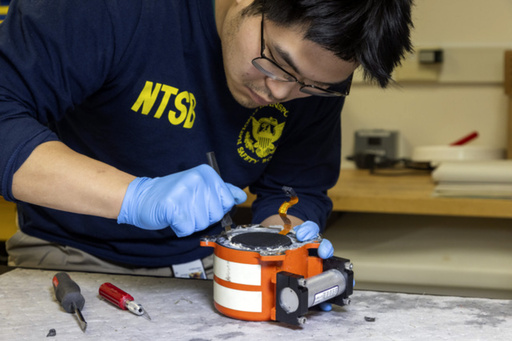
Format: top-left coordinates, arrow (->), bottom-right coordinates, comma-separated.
99,282 -> 151,320
52,272 -> 88,332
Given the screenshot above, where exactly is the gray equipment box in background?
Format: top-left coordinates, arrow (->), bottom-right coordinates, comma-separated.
354,129 -> 399,159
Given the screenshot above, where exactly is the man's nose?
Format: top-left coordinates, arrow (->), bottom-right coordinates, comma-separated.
265,78 -> 307,101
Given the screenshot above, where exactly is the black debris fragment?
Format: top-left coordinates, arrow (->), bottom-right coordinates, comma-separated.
364,316 -> 376,322
46,329 -> 57,337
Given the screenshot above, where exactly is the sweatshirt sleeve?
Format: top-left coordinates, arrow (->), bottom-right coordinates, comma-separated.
0,0 -> 138,201
249,96 -> 345,232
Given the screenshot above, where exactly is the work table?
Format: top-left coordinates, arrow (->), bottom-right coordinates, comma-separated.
243,169 -> 512,219
328,169 -> 512,218
1,268 -> 510,340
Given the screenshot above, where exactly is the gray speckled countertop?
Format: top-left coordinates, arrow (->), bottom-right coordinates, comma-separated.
0,268 -> 510,340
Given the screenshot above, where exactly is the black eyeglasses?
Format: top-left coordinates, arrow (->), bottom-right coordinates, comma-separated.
251,13 -> 351,97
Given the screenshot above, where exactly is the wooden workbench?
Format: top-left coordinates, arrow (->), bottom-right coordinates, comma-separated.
0,268 -> 510,340
243,169 -> 512,219
0,197 -> 16,241
328,169 -> 512,218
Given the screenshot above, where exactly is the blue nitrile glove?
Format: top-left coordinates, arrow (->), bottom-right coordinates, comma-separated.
293,220 -> 334,259
117,164 -> 247,237
293,220 -> 334,312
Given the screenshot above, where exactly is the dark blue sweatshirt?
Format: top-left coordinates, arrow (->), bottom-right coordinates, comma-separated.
0,0 -> 345,266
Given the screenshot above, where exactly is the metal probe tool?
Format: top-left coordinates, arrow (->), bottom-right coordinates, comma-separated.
52,272 -> 88,332
206,151 -> 234,232
99,282 -> 151,320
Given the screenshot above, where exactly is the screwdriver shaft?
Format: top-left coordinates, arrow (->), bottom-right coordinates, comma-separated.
74,304 -> 88,332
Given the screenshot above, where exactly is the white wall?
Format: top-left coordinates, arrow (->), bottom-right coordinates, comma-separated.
341,0 -> 512,168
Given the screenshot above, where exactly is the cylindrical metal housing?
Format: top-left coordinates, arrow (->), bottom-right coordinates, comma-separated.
302,269 -> 347,307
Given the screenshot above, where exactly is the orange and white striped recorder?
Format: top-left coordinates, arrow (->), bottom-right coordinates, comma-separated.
200,225 -> 354,325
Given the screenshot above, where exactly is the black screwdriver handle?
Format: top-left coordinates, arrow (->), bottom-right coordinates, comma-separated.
206,151 -> 234,230
52,272 -> 85,313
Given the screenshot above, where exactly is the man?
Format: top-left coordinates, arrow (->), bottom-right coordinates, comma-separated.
0,0 -> 413,277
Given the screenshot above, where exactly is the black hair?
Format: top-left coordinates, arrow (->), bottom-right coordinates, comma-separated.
242,0 -> 414,88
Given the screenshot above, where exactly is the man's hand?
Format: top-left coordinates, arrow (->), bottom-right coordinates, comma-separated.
117,164 -> 247,237
293,220 -> 335,312
293,220 -> 334,259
